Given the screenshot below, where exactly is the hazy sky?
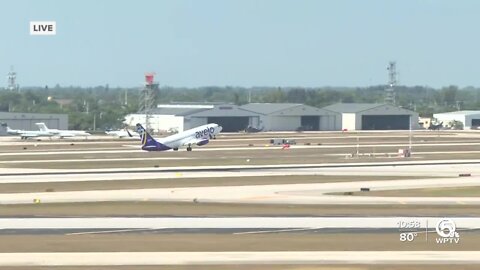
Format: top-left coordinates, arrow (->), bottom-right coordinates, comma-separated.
1,0 -> 480,88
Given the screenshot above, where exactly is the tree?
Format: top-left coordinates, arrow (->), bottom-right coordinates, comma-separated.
287,88 -> 306,103
441,85 -> 458,106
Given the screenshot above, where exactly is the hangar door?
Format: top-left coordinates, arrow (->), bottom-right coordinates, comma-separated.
362,115 -> 410,130
471,119 -> 480,128
207,117 -> 249,132
300,116 -> 320,131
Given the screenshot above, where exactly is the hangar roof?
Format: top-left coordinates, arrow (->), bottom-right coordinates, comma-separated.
241,103 -> 334,116
434,110 -> 480,116
188,105 -> 259,117
322,103 -> 387,113
240,103 -> 303,115
149,103 -> 337,117
0,112 -> 68,118
149,107 -> 209,116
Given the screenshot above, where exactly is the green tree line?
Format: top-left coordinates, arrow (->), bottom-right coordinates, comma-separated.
1,85 -> 479,129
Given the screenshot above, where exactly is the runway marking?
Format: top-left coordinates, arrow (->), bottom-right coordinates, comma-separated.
328,150 -> 480,156
244,195 -> 279,200
233,227 -> 320,235
2,159 -> 480,177
1,251 -> 480,265
2,162 -> 480,205
0,157 -> 192,164
4,141 -> 480,156
3,175 -> 480,205
5,217 -> 480,231
66,228 -> 161,235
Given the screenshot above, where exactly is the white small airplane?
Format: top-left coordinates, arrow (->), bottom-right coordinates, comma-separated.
106,129 -> 139,138
135,123 -> 222,151
35,122 -> 91,138
2,123 -> 54,140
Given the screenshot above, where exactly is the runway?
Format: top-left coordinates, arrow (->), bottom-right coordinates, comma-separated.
1,158 -> 480,176
3,150 -> 480,165
1,217 -> 479,231
0,160 -> 479,205
4,140 -> 480,156
2,174 -> 480,205
1,132 -> 480,267
1,251 -> 480,266
0,156 -> 192,164
1,160 -> 477,183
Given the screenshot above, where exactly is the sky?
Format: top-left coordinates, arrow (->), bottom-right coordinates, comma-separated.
1,0 -> 480,88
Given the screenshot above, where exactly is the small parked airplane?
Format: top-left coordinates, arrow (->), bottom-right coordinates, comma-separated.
105,129 -> 139,138
428,122 -> 443,131
2,123 -> 54,140
35,122 -> 91,138
135,123 -> 222,151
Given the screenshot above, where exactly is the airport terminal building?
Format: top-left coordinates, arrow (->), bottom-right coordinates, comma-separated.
322,103 -> 419,130
0,112 -> 68,135
124,103 -> 340,132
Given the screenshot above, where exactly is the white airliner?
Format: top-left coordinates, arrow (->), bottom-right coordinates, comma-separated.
35,123 -> 91,138
135,123 -> 222,151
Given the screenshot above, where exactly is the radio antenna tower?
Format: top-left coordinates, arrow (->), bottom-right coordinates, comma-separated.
138,73 -> 159,132
7,66 -> 19,91
385,61 -> 397,105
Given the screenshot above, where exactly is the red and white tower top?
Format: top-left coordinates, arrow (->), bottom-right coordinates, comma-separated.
145,72 -> 156,85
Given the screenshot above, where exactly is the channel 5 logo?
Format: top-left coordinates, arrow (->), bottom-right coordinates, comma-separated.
435,218 -> 460,244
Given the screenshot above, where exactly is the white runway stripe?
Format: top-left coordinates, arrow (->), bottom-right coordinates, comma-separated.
0,251 -> 480,266
66,228 -> 163,235
1,217 -> 480,230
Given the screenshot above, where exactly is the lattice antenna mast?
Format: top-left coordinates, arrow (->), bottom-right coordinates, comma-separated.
7,66 -> 19,91
138,73 -> 158,132
385,61 -> 397,105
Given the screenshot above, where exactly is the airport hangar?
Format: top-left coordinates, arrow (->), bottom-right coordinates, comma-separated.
124,103 -> 340,132
322,103 -> 419,130
0,112 -> 68,135
433,110 -> 480,130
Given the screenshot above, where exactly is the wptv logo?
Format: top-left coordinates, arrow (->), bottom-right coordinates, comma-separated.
30,21 -> 56,35
435,218 -> 460,244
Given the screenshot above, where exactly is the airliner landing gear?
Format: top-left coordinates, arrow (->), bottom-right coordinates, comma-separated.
186,146 -> 192,151
173,148 -> 179,151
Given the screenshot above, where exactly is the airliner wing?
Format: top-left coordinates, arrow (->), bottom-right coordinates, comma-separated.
183,137 -> 209,147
